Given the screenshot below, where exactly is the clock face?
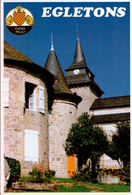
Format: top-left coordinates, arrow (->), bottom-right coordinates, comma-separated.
74,69 -> 80,75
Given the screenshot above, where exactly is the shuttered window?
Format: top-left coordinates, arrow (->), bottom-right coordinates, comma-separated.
24,130 -> 39,162
3,78 -> 9,107
24,82 -> 36,111
39,86 -> 45,114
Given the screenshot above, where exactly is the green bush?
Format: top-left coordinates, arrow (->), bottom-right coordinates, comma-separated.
44,169 -> 55,179
5,157 -> 21,181
19,175 -> 46,183
72,172 -> 90,182
120,164 -> 130,185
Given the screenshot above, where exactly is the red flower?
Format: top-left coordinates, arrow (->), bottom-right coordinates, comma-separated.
37,168 -> 41,172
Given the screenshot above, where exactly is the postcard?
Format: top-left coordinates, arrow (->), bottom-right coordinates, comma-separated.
1,0 -> 130,194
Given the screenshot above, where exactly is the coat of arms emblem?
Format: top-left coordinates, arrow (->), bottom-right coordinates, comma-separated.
13,6 -> 26,26
6,5 -> 34,35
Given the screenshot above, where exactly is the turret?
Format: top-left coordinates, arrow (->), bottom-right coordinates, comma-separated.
44,34 -> 81,178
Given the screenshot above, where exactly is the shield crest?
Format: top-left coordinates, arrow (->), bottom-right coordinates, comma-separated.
13,12 -> 26,26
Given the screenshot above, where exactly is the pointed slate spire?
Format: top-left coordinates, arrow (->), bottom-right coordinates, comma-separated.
44,37 -> 72,94
73,37 -> 87,65
65,33 -> 87,71
73,24 -> 86,65
72,24 -> 86,65
51,33 -> 54,51
65,32 -> 104,97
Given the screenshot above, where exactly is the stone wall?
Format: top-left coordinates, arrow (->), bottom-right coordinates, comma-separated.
95,123 -> 123,169
48,100 -> 77,178
4,65 -> 49,175
70,86 -> 98,117
99,154 -> 123,169
90,105 -> 130,169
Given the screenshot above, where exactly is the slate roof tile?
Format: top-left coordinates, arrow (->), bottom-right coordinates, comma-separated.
90,95 -> 130,110
4,41 -> 34,64
91,113 -> 130,124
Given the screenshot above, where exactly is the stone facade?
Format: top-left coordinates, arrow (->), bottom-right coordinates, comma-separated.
4,40 -> 130,181
70,86 -> 98,117
4,64 -> 49,175
90,106 -> 130,141
90,103 -> 130,169
48,100 -> 77,178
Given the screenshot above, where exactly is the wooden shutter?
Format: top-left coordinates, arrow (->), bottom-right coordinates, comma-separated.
24,130 -> 39,162
3,78 -> 9,107
39,86 -> 44,114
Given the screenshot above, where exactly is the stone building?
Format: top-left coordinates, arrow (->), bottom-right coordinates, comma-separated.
3,34 -> 130,178
65,35 -> 130,141
65,36 -> 104,117
90,95 -> 130,168
4,41 -> 54,174
65,36 -> 130,170
44,40 -> 81,177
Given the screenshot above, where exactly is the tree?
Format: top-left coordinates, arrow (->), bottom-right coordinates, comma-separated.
106,121 -> 130,167
65,112 -> 109,178
90,126 -> 109,177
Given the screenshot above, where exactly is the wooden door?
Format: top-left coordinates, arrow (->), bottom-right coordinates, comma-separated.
68,155 -> 75,177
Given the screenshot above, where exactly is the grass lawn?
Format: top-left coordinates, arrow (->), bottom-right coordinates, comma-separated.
52,178 -> 130,192
8,178 -> 130,193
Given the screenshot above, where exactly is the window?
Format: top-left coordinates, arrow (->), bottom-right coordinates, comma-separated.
3,78 -> 9,107
24,82 -> 36,111
23,80 -> 45,113
24,130 -> 39,162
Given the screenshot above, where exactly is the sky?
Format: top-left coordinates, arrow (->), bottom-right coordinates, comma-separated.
3,1 -> 130,98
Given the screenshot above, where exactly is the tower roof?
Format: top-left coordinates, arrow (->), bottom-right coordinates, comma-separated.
44,37 -> 82,104
65,37 -> 89,71
65,35 -> 103,97
44,46 -> 72,94
73,38 -> 87,65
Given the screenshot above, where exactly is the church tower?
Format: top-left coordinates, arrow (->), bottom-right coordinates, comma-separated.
65,34 -> 103,116
44,35 -> 81,178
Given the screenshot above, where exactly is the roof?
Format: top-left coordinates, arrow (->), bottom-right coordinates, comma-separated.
4,41 -> 54,88
44,49 -> 72,94
4,41 -> 34,64
66,73 -> 91,84
90,95 -> 130,110
66,38 -> 87,71
91,113 -> 130,124
44,47 -> 82,104
65,62 -> 88,71
66,73 -> 104,97
4,41 -> 82,105
65,37 -> 103,97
